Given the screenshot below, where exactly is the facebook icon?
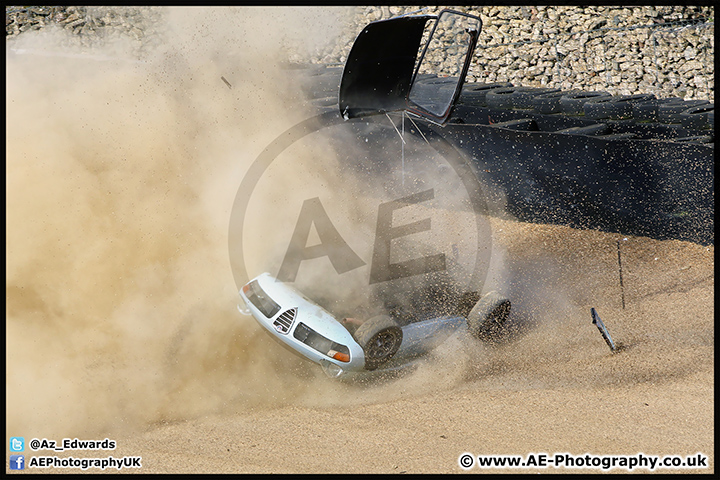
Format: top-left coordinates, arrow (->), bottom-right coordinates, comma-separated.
10,455 -> 25,470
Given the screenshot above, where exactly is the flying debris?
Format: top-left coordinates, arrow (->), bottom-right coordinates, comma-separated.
591,307 -> 617,353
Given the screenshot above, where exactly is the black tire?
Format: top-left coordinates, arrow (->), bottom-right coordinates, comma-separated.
597,132 -> 638,140
354,315 -> 403,370
487,86 -> 560,110
584,98 -> 631,120
558,91 -> 611,115
510,87 -> 561,110
555,123 -> 609,136
456,291 -> 481,318
491,118 -> 538,131
632,97 -> 683,122
531,90 -> 580,114
458,82 -> 513,106
671,135 -> 713,144
583,94 -> 656,120
485,87 -> 520,109
617,93 -> 657,103
679,103 -> 714,129
466,291 -> 511,341
658,99 -> 711,124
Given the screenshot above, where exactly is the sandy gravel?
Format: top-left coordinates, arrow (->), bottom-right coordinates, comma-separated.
7,216 -> 713,473
109,220 -> 714,474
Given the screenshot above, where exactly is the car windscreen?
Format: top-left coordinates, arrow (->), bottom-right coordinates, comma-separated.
245,280 -> 281,318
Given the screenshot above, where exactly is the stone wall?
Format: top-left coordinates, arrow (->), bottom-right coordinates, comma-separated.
322,6 -> 715,102
6,5 -> 714,101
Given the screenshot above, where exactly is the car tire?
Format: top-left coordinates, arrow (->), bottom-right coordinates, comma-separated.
558,91 -> 611,115
679,103 -> 714,129
485,87 -> 520,109
555,123 -> 609,136
672,135 -> 713,145
486,86 -> 558,110
510,87 -> 561,110
632,97 -> 683,122
583,94 -> 656,120
531,90 -> 580,114
584,97 -> 630,120
658,99 -> 711,124
458,82 -> 513,106
354,315 -> 403,370
466,291 -> 511,341
708,110 -> 714,131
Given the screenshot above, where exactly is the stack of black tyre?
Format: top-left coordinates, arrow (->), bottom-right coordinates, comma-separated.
295,65 -> 714,140
456,82 -> 714,134
290,64 -> 713,245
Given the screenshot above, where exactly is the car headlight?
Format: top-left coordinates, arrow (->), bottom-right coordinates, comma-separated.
320,360 -> 344,378
236,298 -> 251,316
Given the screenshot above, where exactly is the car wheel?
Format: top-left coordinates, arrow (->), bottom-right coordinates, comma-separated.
466,291 -> 511,341
354,315 -> 403,370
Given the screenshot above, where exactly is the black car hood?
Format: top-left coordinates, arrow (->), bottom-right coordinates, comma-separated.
338,15 -> 433,121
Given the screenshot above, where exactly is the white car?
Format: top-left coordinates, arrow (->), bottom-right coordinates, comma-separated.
238,272 -> 511,379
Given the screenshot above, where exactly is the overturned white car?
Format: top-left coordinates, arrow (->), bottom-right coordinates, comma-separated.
238,272 -> 510,379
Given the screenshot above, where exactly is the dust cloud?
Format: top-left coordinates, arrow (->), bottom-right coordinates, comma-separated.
5,6 -> 360,438
0,4 -> 599,441
6,5 -> 515,441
